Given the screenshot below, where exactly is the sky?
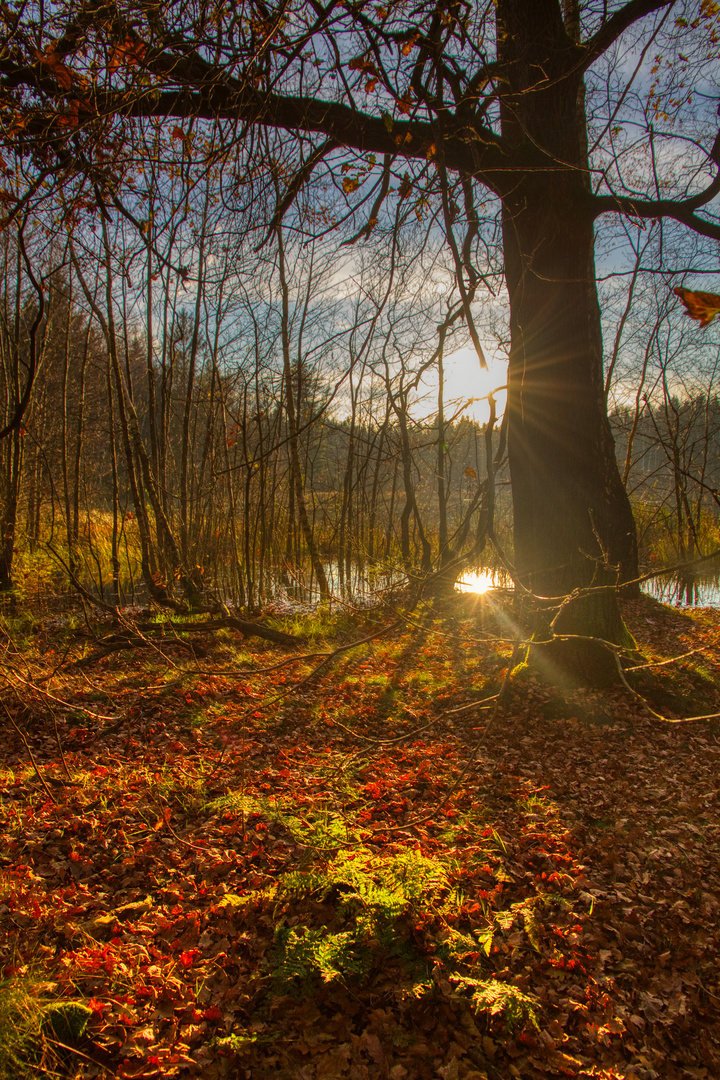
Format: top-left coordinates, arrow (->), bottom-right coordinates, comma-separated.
409,344 -> 508,425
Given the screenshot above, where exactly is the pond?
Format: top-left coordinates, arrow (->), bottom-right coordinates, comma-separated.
4,557 -> 718,618
456,565 -> 720,609
270,561 -> 720,611
641,564 -> 720,608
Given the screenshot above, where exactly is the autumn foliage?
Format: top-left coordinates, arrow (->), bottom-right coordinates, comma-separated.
1,596 -> 719,1079
673,287 -> 720,328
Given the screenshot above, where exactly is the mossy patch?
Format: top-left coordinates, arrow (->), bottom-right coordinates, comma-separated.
42,1001 -> 92,1043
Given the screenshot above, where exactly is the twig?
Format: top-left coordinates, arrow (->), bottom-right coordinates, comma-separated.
224,619 -> 403,732
624,647 -> 708,671
1,667 -> 116,722
324,688 -> 501,750
51,708 -> 72,779
541,630 -> 720,725
610,647 -> 720,724
3,703 -> 57,804
151,797 -> 219,853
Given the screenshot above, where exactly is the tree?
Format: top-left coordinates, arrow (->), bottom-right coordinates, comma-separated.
1,0 -> 719,676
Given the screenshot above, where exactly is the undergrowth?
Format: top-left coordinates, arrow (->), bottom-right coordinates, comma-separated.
0,972 -> 89,1080
2,597 -> 718,1079
216,805 -> 542,1032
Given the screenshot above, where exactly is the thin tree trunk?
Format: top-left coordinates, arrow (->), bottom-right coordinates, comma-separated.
180,189 -> 210,565
276,226 -> 330,599
106,352 -> 121,605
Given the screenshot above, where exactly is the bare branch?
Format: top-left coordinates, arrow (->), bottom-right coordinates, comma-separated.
0,223 -> 45,441
593,182 -> 720,242
256,136 -> 338,250
581,0 -> 675,70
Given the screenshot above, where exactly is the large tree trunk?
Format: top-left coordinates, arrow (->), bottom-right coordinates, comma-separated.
498,0 -> 639,682
503,198 -> 638,598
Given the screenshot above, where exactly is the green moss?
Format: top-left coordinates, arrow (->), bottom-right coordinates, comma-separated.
42,1001 -> 92,1043
0,977 -> 87,1079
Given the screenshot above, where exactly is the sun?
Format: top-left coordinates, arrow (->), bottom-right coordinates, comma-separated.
455,570 -> 495,595
443,347 -> 508,424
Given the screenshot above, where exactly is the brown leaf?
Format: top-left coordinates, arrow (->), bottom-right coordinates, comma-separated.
39,48 -> 73,89
359,1031 -> 384,1064
674,286 -> 720,327
397,174 -> 412,198
348,55 -> 378,76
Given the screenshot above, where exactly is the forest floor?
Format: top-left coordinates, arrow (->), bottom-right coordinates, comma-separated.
0,591 -> 719,1080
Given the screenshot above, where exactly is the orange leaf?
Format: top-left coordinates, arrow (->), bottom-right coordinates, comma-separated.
109,35 -> 147,72
348,55 -> 378,76
674,286 -> 720,328
39,48 -> 73,90
398,174 -> 412,198
465,466 -> 477,479
57,101 -> 80,128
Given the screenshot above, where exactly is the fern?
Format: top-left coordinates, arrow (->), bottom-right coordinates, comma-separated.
274,868 -> 332,899
351,881 -> 405,916
450,975 -> 540,1032
207,796 -> 360,854
206,792 -> 257,816
280,810 -> 352,852
274,845 -> 448,918
269,842 -> 454,986
256,814 -> 464,993
273,927 -> 370,983
493,894 -> 567,953
385,850 -> 449,901
436,927 -> 492,966
208,1032 -> 258,1053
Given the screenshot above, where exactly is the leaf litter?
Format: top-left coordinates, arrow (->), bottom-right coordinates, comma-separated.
0,594 -> 718,1080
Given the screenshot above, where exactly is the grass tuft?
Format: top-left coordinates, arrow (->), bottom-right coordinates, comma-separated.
0,974 -> 71,1080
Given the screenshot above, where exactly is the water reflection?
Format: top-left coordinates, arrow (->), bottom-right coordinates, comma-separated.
453,564 -> 720,609
642,567 -> 720,608
266,560 -> 401,609
11,555 -> 716,617
454,570 -> 506,595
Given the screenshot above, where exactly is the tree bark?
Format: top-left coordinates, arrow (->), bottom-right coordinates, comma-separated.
485,1 -> 645,647
502,197 -> 638,597
497,0 -> 639,680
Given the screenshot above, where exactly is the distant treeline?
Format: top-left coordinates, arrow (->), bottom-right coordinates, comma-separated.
1,247 -> 718,607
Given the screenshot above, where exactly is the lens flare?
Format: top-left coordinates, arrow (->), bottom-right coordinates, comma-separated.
455,571 -> 495,595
